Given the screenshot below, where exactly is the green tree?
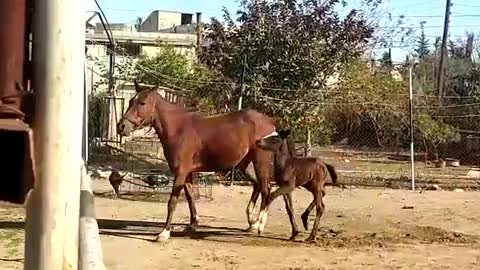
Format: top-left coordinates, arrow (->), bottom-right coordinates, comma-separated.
414,21 -> 430,60
200,0 -> 375,134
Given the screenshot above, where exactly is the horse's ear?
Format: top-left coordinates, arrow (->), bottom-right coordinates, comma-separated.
134,80 -> 142,93
278,129 -> 291,139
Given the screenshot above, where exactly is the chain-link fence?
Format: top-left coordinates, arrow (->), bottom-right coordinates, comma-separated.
88,77 -> 480,193
86,41 -> 480,193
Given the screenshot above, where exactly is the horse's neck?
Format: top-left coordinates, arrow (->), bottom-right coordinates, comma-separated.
152,96 -> 188,145
274,143 -> 293,171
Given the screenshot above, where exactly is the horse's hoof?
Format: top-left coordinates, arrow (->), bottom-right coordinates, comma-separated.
289,231 -> 300,241
304,236 -> 316,243
155,229 -> 171,243
257,229 -> 263,236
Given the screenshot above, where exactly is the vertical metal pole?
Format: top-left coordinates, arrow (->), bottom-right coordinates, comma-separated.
409,66 -> 415,191
24,0 -> 85,269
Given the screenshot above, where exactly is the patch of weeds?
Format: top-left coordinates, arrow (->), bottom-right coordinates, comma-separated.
0,230 -> 23,258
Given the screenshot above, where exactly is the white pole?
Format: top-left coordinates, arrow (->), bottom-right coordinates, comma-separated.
409,66 -> 415,191
79,161 -> 107,270
24,0 -> 85,269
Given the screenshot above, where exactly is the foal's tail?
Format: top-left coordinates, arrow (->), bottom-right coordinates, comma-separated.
325,163 -> 339,186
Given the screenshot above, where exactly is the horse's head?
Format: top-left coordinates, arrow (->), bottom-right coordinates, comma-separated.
256,129 -> 292,154
117,80 -> 159,136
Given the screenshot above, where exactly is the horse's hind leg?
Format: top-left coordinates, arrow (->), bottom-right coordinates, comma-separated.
246,183 -> 260,230
305,192 -> 325,242
301,189 -> 325,230
183,174 -> 199,232
283,193 -> 300,240
251,149 -> 273,234
236,156 -> 261,230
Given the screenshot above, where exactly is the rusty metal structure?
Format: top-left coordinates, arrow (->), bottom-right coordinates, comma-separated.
0,0 -> 35,204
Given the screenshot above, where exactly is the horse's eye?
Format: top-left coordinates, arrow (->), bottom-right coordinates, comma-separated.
139,102 -> 146,106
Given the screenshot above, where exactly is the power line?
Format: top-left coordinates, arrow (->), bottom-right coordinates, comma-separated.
454,4 -> 480,8
391,14 -> 480,18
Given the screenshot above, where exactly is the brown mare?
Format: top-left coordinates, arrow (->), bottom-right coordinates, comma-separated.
116,81 -> 276,242
255,129 -> 339,242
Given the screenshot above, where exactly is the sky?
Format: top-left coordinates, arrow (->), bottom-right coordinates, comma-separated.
86,0 -> 480,62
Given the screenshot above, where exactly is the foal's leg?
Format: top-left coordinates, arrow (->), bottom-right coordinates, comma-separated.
305,191 -> 325,242
183,174 -> 199,232
301,189 -> 325,230
155,173 -> 187,242
283,193 -> 300,240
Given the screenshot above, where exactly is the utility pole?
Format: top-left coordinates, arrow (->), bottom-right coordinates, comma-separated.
436,0 -> 452,106
196,12 -> 203,50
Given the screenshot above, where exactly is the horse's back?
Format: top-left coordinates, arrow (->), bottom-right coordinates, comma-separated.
191,109 -> 276,141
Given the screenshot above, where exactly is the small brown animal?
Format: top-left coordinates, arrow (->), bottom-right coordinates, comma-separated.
255,129 -> 339,242
108,170 -> 125,198
142,175 -> 158,188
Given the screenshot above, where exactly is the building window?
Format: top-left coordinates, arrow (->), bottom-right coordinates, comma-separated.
123,42 -> 141,57
181,13 -> 193,25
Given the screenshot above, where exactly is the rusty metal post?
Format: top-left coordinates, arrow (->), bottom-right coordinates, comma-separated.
0,0 -> 26,115
0,0 -> 36,205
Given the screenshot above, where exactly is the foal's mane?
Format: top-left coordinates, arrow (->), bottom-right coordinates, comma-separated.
284,135 -> 298,158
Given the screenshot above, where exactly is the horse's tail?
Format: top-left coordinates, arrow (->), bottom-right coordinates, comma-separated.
325,163 -> 338,186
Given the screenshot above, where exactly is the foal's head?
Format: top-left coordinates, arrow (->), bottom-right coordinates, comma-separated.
117,80 -> 160,136
256,129 -> 296,157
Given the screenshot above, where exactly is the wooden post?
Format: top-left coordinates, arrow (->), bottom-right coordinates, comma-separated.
304,129 -> 311,157
24,0 -> 85,269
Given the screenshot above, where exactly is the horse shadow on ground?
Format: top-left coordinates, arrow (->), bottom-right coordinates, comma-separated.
96,218 -> 292,245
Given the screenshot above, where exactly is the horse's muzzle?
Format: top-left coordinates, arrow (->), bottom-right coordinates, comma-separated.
116,118 -> 134,136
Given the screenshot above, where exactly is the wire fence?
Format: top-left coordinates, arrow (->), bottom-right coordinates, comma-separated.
86,43 -> 480,194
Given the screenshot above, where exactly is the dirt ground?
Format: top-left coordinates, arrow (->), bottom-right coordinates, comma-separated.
2,181 -> 480,270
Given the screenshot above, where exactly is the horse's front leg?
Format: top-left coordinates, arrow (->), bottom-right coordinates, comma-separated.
183,174 -> 199,232
155,172 -> 187,242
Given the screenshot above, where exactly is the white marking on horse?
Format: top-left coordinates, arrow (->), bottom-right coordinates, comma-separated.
158,228 -> 171,240
258,209 -> 268,233
261,131 -> 278,139
247,202 -> 255,223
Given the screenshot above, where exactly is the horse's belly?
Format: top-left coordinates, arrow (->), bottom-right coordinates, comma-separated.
197,146 -> 249,171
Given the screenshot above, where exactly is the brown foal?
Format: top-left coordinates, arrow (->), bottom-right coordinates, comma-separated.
255,129 -> 339,242
116,81 -> 276,242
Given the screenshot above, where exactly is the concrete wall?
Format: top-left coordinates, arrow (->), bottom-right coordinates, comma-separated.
141,11 -> 159,32
157,11 -> 183,30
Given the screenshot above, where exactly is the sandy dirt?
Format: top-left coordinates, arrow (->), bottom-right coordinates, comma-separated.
1,182 -> 480,270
